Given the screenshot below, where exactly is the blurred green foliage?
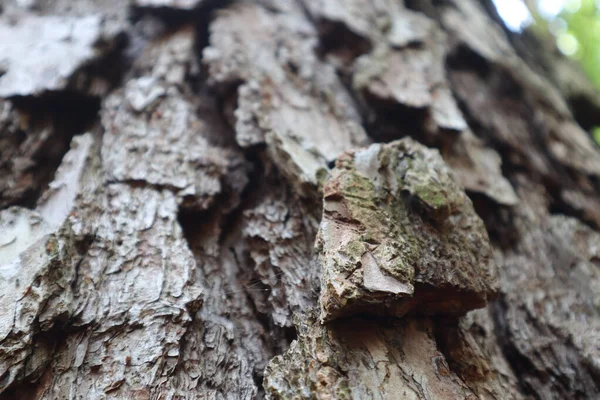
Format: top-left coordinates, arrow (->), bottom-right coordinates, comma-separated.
529,0 -> 600,143
559,0 -> 600,87
529,0 -> 599,86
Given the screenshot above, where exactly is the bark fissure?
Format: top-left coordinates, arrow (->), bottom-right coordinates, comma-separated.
0,94 -> 101,209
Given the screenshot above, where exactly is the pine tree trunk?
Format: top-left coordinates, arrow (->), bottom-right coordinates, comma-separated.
1,0 -> 599,399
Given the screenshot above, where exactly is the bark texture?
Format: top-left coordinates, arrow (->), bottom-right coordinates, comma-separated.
0,0 -> 599,399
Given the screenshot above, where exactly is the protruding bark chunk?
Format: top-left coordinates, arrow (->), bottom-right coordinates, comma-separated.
318,138 -> 498,322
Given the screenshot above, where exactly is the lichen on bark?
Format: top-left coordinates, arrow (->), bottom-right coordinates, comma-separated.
318,138 -> 498,322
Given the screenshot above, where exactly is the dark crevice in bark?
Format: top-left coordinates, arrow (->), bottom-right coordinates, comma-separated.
433,310 -> 528,399
130,0 -> 231,31
314,20 -> 372,66
124,2 -> 236,99
430,0 -> 458,10
130,6 -> 194,28
196,90 -> 242,147
72,31 -> 129,94
467,191 -> 520,250
69,233 -> 97,297
106,178 -> 183,193
128,0 -> 233,84
359,95 -> 431,144
404,0 -> 439,19
177,167 -> 251,251
547,189 -> 599,230
214,150 -> 264,247
569,94 -> 600,133
412,283 -> 490,316
211,80 -> 244,130
193,0 -> 234,60
446,44 -> 492,79
3,93 -> 100,209
0,25 -> 126,210
195,12 -> 243,124
177,206 -> 216,245
431,317 -> 475,386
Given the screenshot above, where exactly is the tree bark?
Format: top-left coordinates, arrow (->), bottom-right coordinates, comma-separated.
1,0 -> 599,399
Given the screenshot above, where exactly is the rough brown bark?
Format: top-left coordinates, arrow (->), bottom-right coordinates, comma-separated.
1,0 -> 599,399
